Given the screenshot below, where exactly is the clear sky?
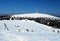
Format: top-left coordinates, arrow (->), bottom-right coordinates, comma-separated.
0,0 -> 60,17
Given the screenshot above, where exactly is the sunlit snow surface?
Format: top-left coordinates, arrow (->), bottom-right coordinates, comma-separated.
11,13 -> 59,19
0,20 -> 60,41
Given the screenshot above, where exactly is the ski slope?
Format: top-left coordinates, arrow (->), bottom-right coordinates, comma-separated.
0,20 -> 60,41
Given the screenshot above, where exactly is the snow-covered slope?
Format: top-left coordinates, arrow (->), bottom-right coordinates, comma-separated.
0,20 -> 60,41
11,13 -> 59,19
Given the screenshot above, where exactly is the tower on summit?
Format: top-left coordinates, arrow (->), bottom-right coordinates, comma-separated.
36,9 -> 39,13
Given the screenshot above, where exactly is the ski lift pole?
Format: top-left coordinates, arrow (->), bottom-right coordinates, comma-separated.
4,23 -> 9,31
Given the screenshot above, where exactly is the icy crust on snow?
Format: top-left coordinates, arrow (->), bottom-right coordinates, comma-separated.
11,13 -> 59,19
0,20 -> 60,41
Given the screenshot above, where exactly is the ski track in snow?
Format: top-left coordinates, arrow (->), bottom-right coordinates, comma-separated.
0,20 -> 60,41
0,32 -> 27,41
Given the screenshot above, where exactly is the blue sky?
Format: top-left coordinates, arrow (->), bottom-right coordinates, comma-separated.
0,0 -> 60,17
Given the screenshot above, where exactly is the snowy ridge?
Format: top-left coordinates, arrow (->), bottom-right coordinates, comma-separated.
11,13 -> 59,19
0,13 -> 60,41
0,20 -> 60,41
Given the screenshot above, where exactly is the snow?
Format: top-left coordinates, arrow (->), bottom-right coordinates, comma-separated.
11,13 -> 59,19
0,32 -> 27,41
0,20 -> 60,41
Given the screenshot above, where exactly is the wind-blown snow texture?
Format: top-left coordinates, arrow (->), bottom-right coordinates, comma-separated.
0,20 -> 60,41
